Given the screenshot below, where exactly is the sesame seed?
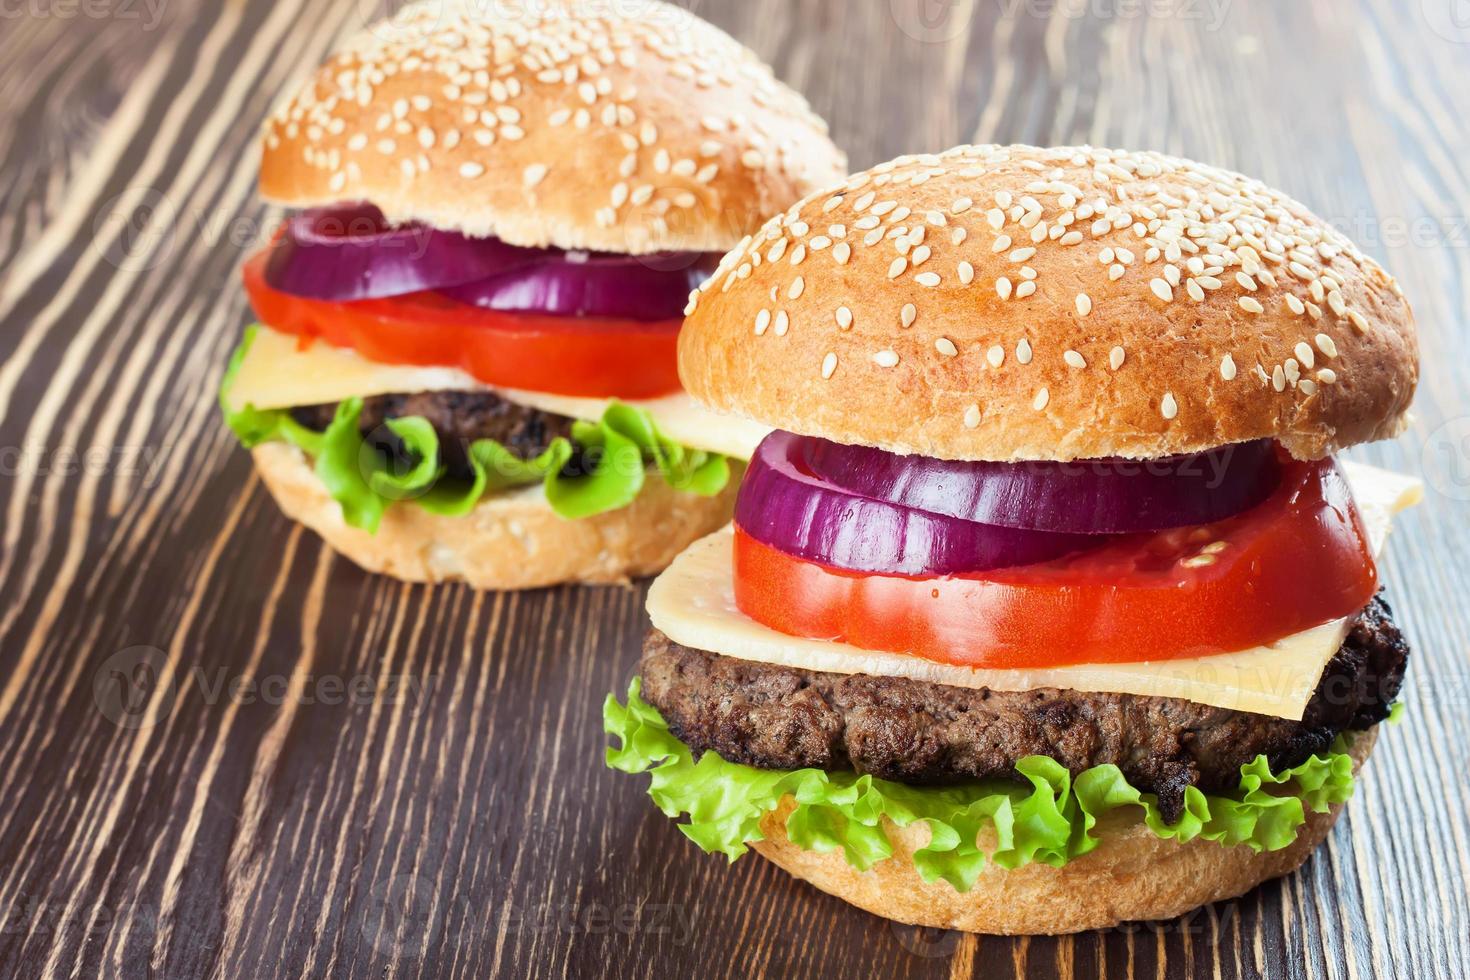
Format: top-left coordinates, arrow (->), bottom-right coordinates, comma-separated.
873,350 -> 900,368
1161,392 -> 1179,420
916,272 -> 941,288
754,310 -> 771,335
1064,350 -> 1087,369
1295,342 -> 1315,369
1182,555 -> 1217,569
1009,247 -> 1036,263
888,258 -> 908,279
901,303 -> 918,328
1315,333 -> 1338,358
987,346 -> 1005,368
936,337 -> 958,357
1317,368 -> 1338,384
821,352 -> 838,379
987,208 -> 1006,230
523,163 -> 549,187
1273,365 -> 1287,391
1221,354 -> 1238,380
774,311 -> 790,336
1016,339 -> 1033,364
1033,388 -> 1050,411
964,404 -> 982,429
959,261 -> 975,284
1015,281 -> 1037,298
833,243 -> 852,264
789,277 -> 805,299
1075,293 -> 1092,316
996,278 -> 1013,300
1238,296 -> 1264,314
1348,310 -> 1370,333
1299,379 -> 1319,396
1109,347 -> 1126,370
1150,278 -> 1173,302
836,306 -> 854,329
459,162 -> 485,179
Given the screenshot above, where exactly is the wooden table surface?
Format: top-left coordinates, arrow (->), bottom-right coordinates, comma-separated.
2,0 -> 1468,976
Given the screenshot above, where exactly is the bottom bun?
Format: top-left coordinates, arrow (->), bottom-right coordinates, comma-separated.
252,442 -> 741,589
751,729 -> 1376,935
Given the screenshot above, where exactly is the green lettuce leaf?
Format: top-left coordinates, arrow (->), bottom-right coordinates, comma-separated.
219,326 -> 730,531
604,679 -> 1367,893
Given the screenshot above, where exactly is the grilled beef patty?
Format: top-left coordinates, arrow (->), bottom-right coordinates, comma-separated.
290,391 -> 578,480
639,595 -> 1408,822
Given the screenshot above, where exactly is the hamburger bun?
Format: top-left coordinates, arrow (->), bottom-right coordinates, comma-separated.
260,0 -> 847,253
750,729 -> 1376,935
679,144 -> 1417,462
253,443 -> 741,589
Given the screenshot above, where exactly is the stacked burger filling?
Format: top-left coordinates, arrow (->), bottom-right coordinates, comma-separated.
605,144 -> 1422,933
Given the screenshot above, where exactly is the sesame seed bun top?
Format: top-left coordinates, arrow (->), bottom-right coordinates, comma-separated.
259,0 -> 847,254
678,144 -> 1419,462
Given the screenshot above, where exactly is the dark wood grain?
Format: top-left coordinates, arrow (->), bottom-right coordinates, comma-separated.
1,0 -> 1468,977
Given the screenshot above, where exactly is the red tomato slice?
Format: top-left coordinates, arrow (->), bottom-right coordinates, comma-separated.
241,251 -> 684,399
733,457 -> 1378,669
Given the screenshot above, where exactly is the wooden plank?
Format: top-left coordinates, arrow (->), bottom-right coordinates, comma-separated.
0,0 -> 1466,976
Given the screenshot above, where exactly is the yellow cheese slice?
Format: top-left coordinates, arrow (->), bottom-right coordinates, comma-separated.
645,462 -> 1422,720
226,326 -> 771,460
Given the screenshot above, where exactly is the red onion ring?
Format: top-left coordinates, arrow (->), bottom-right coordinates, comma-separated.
262,204 -> 719,320
263,203 -> 549,302
439,251 -> 720,322
735,431 -> 1102,576
800,437 -> 1280,535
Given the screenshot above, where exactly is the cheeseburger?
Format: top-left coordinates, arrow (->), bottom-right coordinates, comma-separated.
606,144 -> 1422,933
219,0 -> 845,589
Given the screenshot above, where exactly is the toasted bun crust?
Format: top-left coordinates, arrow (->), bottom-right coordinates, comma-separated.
260,0 -> 846,253
252,443 -> 739,589
680,145 -> 1418,461
751,729 -> 1375,935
